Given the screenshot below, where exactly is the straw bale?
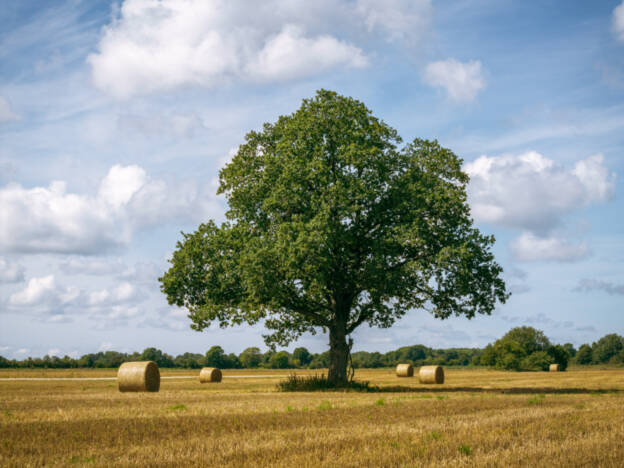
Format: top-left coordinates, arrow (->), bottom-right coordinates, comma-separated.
118,361 -> 160,392
549,363 -> 561,372
396,363 -> 414,377
199,367 -> 222,383
419,365 -> 444,384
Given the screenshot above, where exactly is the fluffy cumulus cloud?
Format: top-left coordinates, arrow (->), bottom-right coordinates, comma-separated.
88,0 -> 365,98
88,0 -> 432,98
8,275 -> 80,310
5,273 -> 147,327
0,164 -> 222,255
510,233 -> 589,262
465,152 -> 615,262
0,96 -> 20,122
423,59 -> 486,102
614,1 -> 624,42
465,152 -> 616,232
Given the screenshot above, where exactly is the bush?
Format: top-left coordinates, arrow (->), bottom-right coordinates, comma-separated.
547,345 -> 569,371
521,351 -> 553,371
276,373 -> 373,392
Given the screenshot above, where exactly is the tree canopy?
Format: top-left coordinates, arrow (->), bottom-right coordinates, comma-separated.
159,89 -> 508,385
480,326 -> 570,371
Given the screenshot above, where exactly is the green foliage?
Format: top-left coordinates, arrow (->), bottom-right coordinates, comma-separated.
521,351 -> 553,371
173,352 -> 204,369
547,345 -> 570,371
501,327 -> 551,355
140,347 -> 175,367
308,351 -> 329,369
204,346 -> 226,368
562,343 -> 576,358
575,344 -> 593,364
458,444 -> 472,456
292,347 -> 312,366
168,404 -> 187,411
268,351 -> 292,369
592,334 -> 624,364
1,331 -> 621,370
484,327 -> 552,371
239,347 -> 262,368
159,89 -> 508,384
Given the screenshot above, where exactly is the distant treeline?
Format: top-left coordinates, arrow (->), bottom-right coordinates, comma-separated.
1,328 -> 622,370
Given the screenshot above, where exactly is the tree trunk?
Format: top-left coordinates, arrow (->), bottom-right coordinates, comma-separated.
327,322 -> 349,386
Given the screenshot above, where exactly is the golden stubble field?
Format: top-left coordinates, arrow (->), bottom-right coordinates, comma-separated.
1,368 -> 623,467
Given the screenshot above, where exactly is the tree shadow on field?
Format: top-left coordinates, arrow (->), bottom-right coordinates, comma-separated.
370,385 -> 622,395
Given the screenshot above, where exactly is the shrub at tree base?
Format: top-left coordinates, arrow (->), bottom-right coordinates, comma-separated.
276,373 -> 373,392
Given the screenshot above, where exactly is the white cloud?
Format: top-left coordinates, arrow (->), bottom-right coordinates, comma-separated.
0,164 -> 222,255
98,164 -> 147,209
47,348 -> 61,357
0,96 -> 20,122
8,275 -> 80,308
0,181 -> 119,254
510,232 -> 589,262
423,58 -> 486,102
0,257 -> 25,283
465,152 -> 616,233
245,25 -> 367,82
6,273 -> 148,328
88,0 -> 369,98
613,1 -> 624,42
16,348 -> 29,354
355,0 -> 432,45
88,282 -> 140,306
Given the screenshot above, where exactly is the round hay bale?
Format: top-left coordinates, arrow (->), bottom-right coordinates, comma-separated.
117,361 -> 160,392
549,363 -> 561,372
396,363 -> 414,377
199,367 -> 222,383
419,365 -> 444,384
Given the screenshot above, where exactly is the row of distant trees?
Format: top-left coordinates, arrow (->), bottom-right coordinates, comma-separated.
0,328 -> 622,370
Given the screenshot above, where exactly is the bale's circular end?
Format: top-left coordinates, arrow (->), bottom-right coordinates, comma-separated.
549,363 -> 561,372
199,367 -> 222,383
118,361 -> 160,392
396,363 -> 414,377
419,365 -> 444,384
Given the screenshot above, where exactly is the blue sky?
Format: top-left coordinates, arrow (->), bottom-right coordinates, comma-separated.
1,0 -> 623,359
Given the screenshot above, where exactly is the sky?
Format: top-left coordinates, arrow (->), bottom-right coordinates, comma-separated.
1,0 -> 623,360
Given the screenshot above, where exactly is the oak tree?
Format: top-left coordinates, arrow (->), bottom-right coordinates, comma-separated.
160,90 -> 508,385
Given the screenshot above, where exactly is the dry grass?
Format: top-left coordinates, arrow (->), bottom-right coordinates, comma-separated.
0,368 -> 623,467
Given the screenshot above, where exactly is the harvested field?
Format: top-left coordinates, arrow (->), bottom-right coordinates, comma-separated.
0,368 -> 623,467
